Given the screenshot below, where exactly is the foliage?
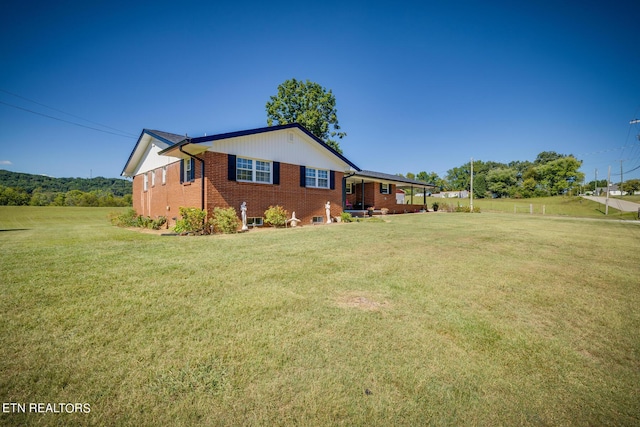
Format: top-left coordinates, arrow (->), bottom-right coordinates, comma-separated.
412,152 -> 586,200
621,179 -> 640,195
535,156 -> 584,196
266,79 -> 346,153
109,208 -> 166,229
209,207 -> 240,234
454,205 -> 481,213
264,205 -> 288,227
175,207 -> 207,234
0,170 -> 132,207
431,201 -> 439,211
486,168 -> 518,198
340,212 -> 353,222
109,208 -> 139,227
0,169 -> 132,196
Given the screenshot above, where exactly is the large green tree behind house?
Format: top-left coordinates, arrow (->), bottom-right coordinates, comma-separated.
266,79 -> 346,153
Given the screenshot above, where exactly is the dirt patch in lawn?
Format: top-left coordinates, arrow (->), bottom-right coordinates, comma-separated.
335,292 -> 390,311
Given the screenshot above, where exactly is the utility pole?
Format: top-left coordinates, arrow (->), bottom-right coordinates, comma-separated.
470,157 -> 474,212
606,165 -> 611,215
620,159 -> 624,196
595,169 -> 598,195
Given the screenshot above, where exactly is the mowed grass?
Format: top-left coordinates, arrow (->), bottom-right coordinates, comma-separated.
1,206 -> 639,426
412,195 -> 638,220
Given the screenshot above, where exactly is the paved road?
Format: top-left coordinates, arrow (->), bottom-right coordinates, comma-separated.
582,196 -> 640,213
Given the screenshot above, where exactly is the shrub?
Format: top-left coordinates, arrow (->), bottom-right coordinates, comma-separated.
431,202 -> 439,212
340,212 -> 353,223
209,207 -> 240,234
151,216 -> 167,229
175,207 -> 207,234
109,209 -> 166,229
264,205 -> 288,227
109,208 -> 139,227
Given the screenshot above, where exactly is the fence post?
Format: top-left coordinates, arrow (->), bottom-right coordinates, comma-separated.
543,205 -> 546,215
530,204 -> 533,214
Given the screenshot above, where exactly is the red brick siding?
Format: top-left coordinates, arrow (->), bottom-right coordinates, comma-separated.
346,182 -> 427,214
132,160 -> 202,224
133,153 -> 344,227
204,152 -> 343,225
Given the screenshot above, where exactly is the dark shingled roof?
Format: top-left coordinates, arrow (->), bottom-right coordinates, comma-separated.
145,129 -> 187,145
353,170 -> 436,187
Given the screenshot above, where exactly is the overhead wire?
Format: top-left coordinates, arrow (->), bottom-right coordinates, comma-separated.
0,88 -> 137,139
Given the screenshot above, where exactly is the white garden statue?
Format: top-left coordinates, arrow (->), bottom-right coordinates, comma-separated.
325,201 -> 331,224
241,201 -> 248,231
289,212 -> 300,227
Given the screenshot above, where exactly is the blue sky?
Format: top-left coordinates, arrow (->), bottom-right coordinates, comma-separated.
1,0 -> 639,183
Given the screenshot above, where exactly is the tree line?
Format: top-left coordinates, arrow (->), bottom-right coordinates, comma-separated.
0,170 -> 132,206
399,151 -> 633,199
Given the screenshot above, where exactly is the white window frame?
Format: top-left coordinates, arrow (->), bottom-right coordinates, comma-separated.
237,157 -> 272,184
162,166 -> 167,185
184,159 -> 192,182
381,183 -> 390,194
143,173 -> 148,192
346,182 -> 353,194
306,167 -> 329,188
151,169 -> 156,187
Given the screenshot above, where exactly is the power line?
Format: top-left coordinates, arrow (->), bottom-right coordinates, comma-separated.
0,100 -> 136,138
0,88 -> 137,138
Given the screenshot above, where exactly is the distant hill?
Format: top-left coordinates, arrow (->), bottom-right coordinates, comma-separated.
0,170 -> 132,197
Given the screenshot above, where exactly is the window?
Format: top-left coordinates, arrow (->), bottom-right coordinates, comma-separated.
305,168 -> 329,188
381,183 -> 390,194
162,166 -> 167,185
143,173 -> 148,191
236,157 -> 272,183
312,216 -> 324,224
151,170 -> 155,187
247,217 -> 263,227
346,182 -> 353,194
182,158 -> 195,183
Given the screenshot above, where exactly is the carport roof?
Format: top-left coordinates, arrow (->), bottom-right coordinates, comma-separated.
350,170 -> 436,187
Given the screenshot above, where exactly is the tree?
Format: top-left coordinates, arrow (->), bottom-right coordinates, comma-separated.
486,168 -> 517,198
621,179 -> 640,195
266,79 -> 346,153
534,151 -> 567,165
535,156 -> 584,196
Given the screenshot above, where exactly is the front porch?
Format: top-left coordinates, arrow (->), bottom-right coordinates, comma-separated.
343,170 -> 436,214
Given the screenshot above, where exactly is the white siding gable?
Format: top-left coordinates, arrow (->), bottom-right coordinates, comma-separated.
134,139 -> 180,176
208,128 -> 352,171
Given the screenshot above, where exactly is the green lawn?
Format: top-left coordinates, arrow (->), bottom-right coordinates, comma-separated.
412,195 -> 638,219
1,207 -> 639,426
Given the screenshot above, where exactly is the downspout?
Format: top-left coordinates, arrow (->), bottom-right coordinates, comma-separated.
179,145 -> 205,211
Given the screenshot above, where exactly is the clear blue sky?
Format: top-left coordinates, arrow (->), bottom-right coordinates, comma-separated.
1,0 -> 639,183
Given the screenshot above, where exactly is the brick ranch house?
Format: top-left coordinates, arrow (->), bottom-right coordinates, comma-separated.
121,123 -> 435,227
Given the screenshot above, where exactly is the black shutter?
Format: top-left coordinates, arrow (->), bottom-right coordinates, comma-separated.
228,154 -> 236,181
180,160 -> 184,184
273,162 -> 280,185
330,170 -> 335,190
300,166 -> 306,187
